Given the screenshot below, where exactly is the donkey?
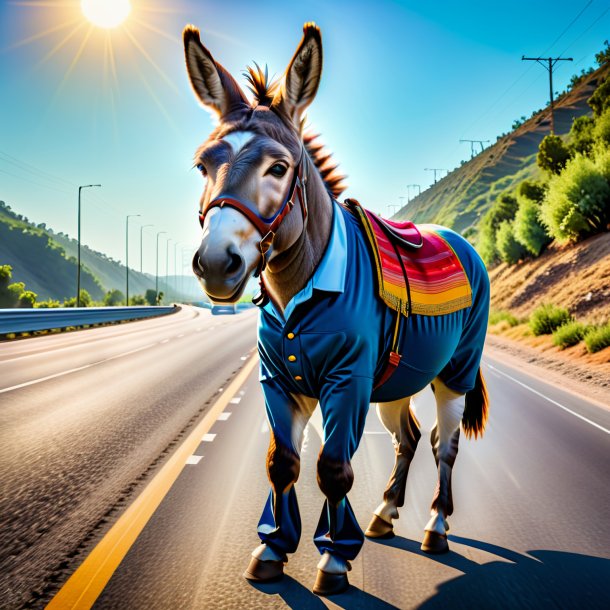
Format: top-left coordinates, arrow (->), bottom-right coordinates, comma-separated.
183,22 -> 490,596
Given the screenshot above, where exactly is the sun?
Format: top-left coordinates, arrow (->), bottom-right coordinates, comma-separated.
81,0 -> 131,29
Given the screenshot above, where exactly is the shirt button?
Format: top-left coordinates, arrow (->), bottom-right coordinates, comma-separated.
288,354 -> 297,362
294,375 -> 303,381
287,332 -> 295,340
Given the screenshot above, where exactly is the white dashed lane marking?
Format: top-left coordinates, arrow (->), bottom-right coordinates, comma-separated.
217,412 -> 231,421
160,339 -> 169,344
202,433 -> 216,442
186,455 -> 203,465
261,421 -> 269,434
230,397 -> 241,404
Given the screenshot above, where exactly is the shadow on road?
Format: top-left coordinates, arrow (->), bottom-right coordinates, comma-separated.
249,574 -> 399,609
371,534 -> 610,609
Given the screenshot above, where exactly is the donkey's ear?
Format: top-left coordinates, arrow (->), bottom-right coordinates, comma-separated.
183,25 -> 249,117
273,22 -> 322,127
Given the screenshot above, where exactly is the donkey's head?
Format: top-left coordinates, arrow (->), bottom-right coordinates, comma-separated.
184,23 -> 336,303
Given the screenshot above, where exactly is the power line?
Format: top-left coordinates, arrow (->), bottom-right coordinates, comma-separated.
459,139 -> 490,158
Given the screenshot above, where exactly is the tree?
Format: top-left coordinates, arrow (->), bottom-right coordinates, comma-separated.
518,179 -> 546,203
595,40 -> 610,66
156,291 -> 164,305
537,134 -> 571,174
476,194 -> 519,266
593,107 -> 610,146
104,289 -> 125,306
569,116 -> 595,156
0,265 -> 38,308
513,198 -> 551,256
496,221 -> 527,264
145,289 -> 157,306
588,76 -> 610,117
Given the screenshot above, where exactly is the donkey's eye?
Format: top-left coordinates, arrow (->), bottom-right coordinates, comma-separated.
267,163 -> 288,178
196,163 -> 207,176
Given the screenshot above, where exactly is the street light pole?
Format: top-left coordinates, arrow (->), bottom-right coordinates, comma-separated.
155,231 -> 167,304
125,214 -> 141,306
165,238 -> 173,303
140,224 -> 153,273
77,184 -> 101,307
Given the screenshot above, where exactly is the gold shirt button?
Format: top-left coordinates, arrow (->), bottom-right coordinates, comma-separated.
288,355 -> 297,362
287,332 -> 295,340
294,375 -> 303,381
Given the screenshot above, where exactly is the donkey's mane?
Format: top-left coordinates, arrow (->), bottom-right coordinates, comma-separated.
243,63 -> 346,198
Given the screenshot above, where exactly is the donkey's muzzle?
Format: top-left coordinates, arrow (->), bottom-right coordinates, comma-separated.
192,243 -> 247,301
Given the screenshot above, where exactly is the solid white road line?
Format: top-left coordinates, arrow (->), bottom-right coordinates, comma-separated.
0,344 -> 154,395
217,412 -> 231,421
364,431 -> 388,435
486,362 -> 609,435
186,455 -> 203,465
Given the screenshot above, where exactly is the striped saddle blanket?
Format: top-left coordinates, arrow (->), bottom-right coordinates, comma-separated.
346,199 -> 472,316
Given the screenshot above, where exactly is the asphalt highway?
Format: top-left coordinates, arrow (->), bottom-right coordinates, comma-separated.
1,306 -> 609,609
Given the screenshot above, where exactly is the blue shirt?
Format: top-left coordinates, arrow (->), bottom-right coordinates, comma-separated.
257,202 -> 489,458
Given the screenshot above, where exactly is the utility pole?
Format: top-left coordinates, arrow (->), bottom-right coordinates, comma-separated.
140,224 -> 153,273
76,184 -> 101,307
407,184 -> 421,199
387,204 -> 399,216
125,214 -> 140,306
459,139 -> 490,158
424,169 -> 448,184
155,231 -> 167,304
522,55 -> 573,133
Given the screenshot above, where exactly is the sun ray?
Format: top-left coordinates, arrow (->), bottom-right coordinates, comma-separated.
36,20 -> 86,68
56,25 -> 94,93
5,16 -> 82,51
130,16 -> 180,46
8,1 -> 76,7
136,68 -> 180,135
122,24 -> 179,95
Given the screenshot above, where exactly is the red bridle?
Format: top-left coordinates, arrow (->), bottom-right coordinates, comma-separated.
198,148 -> 308,276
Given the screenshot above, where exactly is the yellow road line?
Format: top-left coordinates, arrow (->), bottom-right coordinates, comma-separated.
46,354 -> 259,609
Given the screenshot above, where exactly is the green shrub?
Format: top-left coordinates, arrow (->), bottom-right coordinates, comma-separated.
537,134 -> 572,175
584,324 -> 610,353
593,107 -> 610,145
540,154 -> 610,242
489,310 -> 519,326
145,289 -> 158,306
129,294 -> 147,305
513,197 -> 552,256
589,76 -> 610,117
593,143 -> 610,182
496,220 -> 527,264
518,179 -> 546,203
104,289 -> 125,306
477,222 -> 498,265
35,299 -> 61,308
569,116 -> 595,155
530,304 -> 572,336
63,289 -> 92,307
552,321 -> 588,349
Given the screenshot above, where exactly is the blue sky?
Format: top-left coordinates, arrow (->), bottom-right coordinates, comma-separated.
0,0 -> 608,275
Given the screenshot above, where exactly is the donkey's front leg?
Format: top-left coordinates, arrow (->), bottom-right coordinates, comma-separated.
422,378 -> 464,554
365,397 -> 420,538
244,387 -> 316,582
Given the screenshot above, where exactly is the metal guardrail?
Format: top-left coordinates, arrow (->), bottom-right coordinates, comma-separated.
0,306 -> 178,335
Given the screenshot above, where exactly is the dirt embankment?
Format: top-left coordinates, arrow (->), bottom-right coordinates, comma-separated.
488,232 -> 610,324
486,232 -> 609,403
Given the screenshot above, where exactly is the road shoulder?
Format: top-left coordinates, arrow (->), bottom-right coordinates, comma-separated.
485,334 -> 610,411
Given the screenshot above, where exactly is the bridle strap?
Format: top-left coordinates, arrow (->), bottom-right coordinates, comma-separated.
198,148 -> 308,276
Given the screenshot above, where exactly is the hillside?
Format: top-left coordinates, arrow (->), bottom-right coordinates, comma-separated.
0,201 -> 202,302
488,231 -> 610,324
395,62 -> 610,233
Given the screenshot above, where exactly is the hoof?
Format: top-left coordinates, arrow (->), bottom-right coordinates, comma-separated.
421,530 -> 449,554
313,570 -> 349,596
243,556 -> 284,582
365,514 -> 394,539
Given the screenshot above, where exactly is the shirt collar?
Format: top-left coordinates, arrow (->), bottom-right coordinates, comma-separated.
263,200 -> 347,322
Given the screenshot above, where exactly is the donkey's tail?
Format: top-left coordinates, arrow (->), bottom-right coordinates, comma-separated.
462,368 -> 489,440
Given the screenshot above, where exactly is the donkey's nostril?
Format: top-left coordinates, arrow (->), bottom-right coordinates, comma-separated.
226,250 -> 243,275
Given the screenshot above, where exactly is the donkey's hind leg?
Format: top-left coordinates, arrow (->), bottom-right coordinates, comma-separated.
365,397 -> 421,538
422,378 -> 464,554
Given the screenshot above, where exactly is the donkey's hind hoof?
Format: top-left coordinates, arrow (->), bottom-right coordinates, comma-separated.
365,514 -> 394,539
313,570 -> 349,596
243,556 -> 284,582
421,530 -> 449,554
